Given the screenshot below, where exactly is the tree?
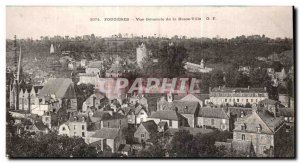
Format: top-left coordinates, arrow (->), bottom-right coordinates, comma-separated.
249,69 -> 271,87
141,42 -> 188,78
167,129 -> 198,157
210,70 -> 225,87
7,132 -> 99,158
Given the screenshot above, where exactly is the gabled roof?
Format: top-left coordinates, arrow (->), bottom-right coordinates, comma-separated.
117,106 -> 133,115
180,94 -> 202,102
39,78 -> 76,99
140,120 -> 157,133
169,100 -> 199,114
149,110 -> 181,121
92,128 -> 120,139
234,109 -> 284,134
198,107 -> 229,119
34,121 -> 48,131
134,104 -> 147,115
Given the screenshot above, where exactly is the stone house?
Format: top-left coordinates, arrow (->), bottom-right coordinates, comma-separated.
232,107 -> 285,157
148,110 -> 188,129
89,128 -> 125,153
197,107 -> 230,131
38,78 -> 77,113
134,120 -> 157,143
82,93 -> 106,113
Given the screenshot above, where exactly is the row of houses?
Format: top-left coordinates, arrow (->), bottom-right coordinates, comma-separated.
9,76 -> 294,157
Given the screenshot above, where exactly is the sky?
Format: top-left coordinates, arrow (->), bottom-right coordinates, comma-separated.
6,6 -> 293,39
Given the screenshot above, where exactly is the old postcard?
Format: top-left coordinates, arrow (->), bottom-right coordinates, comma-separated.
6,6 -> 295,158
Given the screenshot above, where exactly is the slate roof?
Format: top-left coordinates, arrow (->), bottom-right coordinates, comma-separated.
227,107 -> 253,117
92,128 -> 120,139
89,140 -> 102,147
169,100 -> 199,114
158,121 -> 167,127
91,111 -> 126,122
34,121 -> 48,131
198,107 -> 229,119
149,110 -> 181,121
69,113 -> 90,122
234,109 -> 285,134
84,93 -> 105,106
140,120 -> 157,133
39,78 -> 76,98
134,104 -> 147,115
278,108 -> 294,117
117,106 -> 134,115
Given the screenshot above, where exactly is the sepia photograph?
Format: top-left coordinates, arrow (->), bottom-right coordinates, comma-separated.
5,6 -> 295,158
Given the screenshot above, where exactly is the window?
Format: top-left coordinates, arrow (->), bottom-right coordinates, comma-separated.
82,125 -> 85,130
62,127 -> 66,131
82,132 -> 85,137
222,119 -> 226,124
211,119 -> 214,125
74,132 -> 77,136
225,99 -> 227,102
251,99 -> 253,103
257,127 -> 261,133
141,134 -> 145,138
74,125 -> 76,130
241,124 -> 246,130
246,99 -> 248,102
242,134 -> 245,140
237,99 -> 239,102
169,120 -> 172,127
119,120 -> 122,126
107,122 -> 110,127
140,118 -> 143,122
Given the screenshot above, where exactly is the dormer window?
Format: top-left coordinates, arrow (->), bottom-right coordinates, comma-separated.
184,106 -> 188,113
241,124 -> 246,130
257,125 -> 262,133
